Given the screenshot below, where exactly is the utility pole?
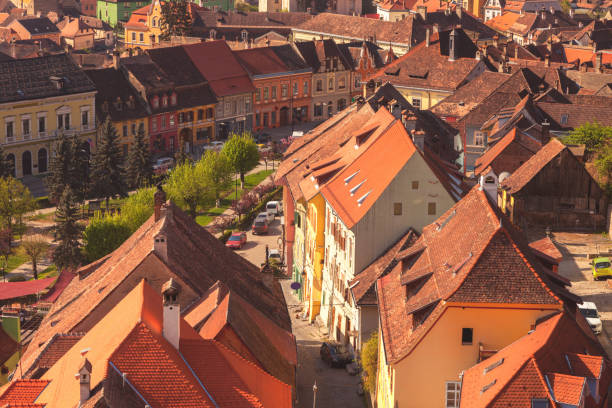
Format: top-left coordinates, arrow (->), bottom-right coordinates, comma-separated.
312,381 -> 318,408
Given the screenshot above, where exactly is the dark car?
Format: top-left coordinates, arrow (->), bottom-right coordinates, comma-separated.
225,232 -> 247,249
252,219 -> 269,235
320,342 -> 353,368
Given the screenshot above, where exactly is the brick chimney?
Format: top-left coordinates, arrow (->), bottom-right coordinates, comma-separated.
75,352 -> 92,406
403,113 -> 418,131
154,184 -> 166,222
540,120 -> 550,145
162,279 -> 181,349
595,52 -> 602,73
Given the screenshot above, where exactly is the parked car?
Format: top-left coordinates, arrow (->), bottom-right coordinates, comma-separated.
256,211 -> 273,223
225,232 -> 247,249
578,301 -> 602,334
252,219 -> 268,235
320,342 -> 353,368
152,157 -> 174,174
592,257 -> 612,280
266,201 -> 282,217
268,249 -> 281,263
204,141 -> 225,151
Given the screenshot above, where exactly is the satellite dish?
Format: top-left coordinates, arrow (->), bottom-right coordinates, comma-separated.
290,282 -> 301,290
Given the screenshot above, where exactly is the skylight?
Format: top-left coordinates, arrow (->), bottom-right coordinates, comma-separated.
436,210 -> 456,231
481,379 -> 496,394
483,358 -> 504,374
357,190 -> 372,206
344,170 -> 360,185
349,179 -> 366,196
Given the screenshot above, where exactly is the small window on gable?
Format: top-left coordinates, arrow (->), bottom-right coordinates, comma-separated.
560,114 -> 568,125
170,93 -> 177,106
412,180 -> 419,190
152,96 -> 159,109
394,202 -> 402,216
428,202 -> 436,215
462,328 -> 473,345
531,399 -> 549,408
162,95 -> 168,107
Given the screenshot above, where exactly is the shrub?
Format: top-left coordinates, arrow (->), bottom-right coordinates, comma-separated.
8,276 -> 26,282
219,229 -> 233,243
361,331 -> 379,394
83,212 -> 131,262
35,196 -> 52,209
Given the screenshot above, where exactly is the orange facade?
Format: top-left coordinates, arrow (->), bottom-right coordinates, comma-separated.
252,72 -> 312,131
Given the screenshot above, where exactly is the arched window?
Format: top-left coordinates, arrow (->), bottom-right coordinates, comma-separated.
162,95 -> 168,107
37,148 -> 47,173
209,29 -> 216,39
152,17 -> 157,27
22,150 -> 32,176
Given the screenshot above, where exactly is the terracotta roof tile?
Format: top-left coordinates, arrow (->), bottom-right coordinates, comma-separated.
32,333 -> 83,371
474,127 -> 541,175
529,236 -> 563,264
0,380 -> 48,406
0,326 -> 18,365
377,187 -> 567,364
501,138 -> 566,194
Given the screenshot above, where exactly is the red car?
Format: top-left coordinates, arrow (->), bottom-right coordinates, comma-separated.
225,232 -> 247,249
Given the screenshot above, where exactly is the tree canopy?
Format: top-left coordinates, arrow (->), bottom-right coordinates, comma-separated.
0,177 -> 35,235
565,122 -> 612,181
126,123 -> 153,189
53,187 -> 83,271
165,160 -> 211,218
222,133 -> 260,188
160,0 -> 192,40
201,150 -> 232,207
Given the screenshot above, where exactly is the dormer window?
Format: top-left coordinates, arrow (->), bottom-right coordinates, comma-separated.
152,96 -> 159,109
162,95 -> 168,107
170,93 -> 177,106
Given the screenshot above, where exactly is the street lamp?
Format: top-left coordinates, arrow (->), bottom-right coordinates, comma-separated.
312,381 -> 318,408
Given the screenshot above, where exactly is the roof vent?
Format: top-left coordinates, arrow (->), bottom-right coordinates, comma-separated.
357,190 -> 372,206
349,179 -> 366,196
436,210 -> 456,231
344,170 -> 359,185
483,358 -> 504,374
480,379 -> 496,394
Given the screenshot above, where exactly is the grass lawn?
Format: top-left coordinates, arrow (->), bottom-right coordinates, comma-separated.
28,212 -> 55,222
225,170 -> 273,201
195,205 -> 229,227
6,253 -> 28,272
35,264 -> 58,280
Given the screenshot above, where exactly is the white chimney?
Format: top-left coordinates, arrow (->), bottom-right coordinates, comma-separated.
154,234 -> 167,262
75,354 -> 92,407
479,169 -> 499,203
162,279 -> 181,349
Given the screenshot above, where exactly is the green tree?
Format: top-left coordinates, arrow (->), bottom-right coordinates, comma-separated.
0,145 -> 14,179
160,0 -> 192,40
20,234 -> 49,280
564,122 -> 612,152
165,160 -> 211,218
53,187 -> 83,271
89,118 -> 128,209
126,123 -> 153,189
120,187 -> 155,231
560,0 -> 572,13
70,134 -> 90,202
222,132 -> 260,188
361,331 -> 378,393
46,132 -> 73,204
596,142 -> 612,180
200,150 -> 232,207
0,177 -> 35,238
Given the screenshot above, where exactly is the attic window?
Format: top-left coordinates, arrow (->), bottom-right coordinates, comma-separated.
560,114 -> 568,125
384,66 -> 400,76
483,358 -> 504,374
357,190 -> 372,206
480,379 -> 496,394
531,399 -> 549,408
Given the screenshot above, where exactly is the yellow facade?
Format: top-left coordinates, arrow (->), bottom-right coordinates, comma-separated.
124,0 -> 163,49
112,117 -> 149,158
305,193 -> 326,322
0,92 -> 97,178
394,87 -> 451,110
376,304 -> 562,408
176,105 -> 216,152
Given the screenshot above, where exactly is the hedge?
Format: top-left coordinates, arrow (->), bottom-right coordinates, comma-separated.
237,187 -> 282,231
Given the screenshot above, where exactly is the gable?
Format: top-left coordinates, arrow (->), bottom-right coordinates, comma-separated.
449,229 -> 559,305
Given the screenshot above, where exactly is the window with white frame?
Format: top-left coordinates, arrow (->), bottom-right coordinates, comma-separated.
37,114 -> 46,134
81,107 -> 90,129
21,116 -> 30,136
474,130 -> 485,146
445,381 -> 461,408
5,117 -> 14,139
411,97 -> 421,109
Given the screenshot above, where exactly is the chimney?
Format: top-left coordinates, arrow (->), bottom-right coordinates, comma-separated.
540,7 -> 546,19
154,184 -> 166,222
479,170 -> 499,203
412,130 -> 425,151
403,113 -> 417,131
9,39 -> 15,59
595,52 -> 602,73
154,233 -> 167,262
162,279 -> 181,350
544,54 -> 550,67
75,353 -> 92,406
514,45 -> 518,59
426,28 -> 430,47
493,35 -> 499,48
417,5 -> 427,20
569,7 -> 574,17
449,28 -> 457,61
540,120 -> 550,145
112,51 -> 120,70
456,5 -> 462,18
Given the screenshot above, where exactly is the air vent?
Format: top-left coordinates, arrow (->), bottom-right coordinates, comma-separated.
344,170 -> 359,185
349,179 -> 366,196
357,190 -> 372,206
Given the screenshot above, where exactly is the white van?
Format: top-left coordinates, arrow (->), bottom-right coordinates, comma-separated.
266,201 -> 282,217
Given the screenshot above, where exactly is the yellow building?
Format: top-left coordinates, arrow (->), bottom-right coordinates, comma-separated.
291,199 -> 307,303
124,0 -> 163,49
375,186 -> 568,408
303,194 -> 326,322
84,67 -> 149,158
0,54 -> 97,178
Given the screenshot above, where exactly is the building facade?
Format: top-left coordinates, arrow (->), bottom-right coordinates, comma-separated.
97,0 -> 150,28
0,54 -> 96,178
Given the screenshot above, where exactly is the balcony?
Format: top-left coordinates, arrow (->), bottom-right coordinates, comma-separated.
23,133 -> 30,140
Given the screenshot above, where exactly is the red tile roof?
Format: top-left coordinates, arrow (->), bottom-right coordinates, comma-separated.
474,127 -> 541,175
37,270 -> 75,304
0,326 -> 18,365
233,46 -> 305,76
460,311 -> 610,407
185,281 -> 297,388
0,278 -> 56,302
0,380 -> 48,406
377,187 -> 571,364
501,138 -> 566,194
529,236 -> 563,264
32,333 -> 83,370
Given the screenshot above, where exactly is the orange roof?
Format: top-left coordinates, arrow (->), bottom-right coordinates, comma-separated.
529,236 -> 563,264
563,47 -> 612,65
460,311 -> 610,407
320,117 -> 417,229
376,0 -> 415,11
0,380 -> 49,406
27,280 -> 291,408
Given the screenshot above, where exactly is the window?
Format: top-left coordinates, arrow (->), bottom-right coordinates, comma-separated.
169,137 -> 174,152
57,113 -> 70,130
22,118 -> 29,136
314,104 -> 323,117
245,97 -> 251,113
255,113 -> 261,127
445,382 -> 461,408
38,116 -> 45,133
206,107 -> 214,119
152,97 -> 159,109
169,115 -> 175,126
161,116 -> 166,128
393,202 -> 402,215
316,80 -> 322,92
255,88 -> 261,102
271,111 -> 276,126
263,113 -> 269,127
428,202 -> 436,215
281,84 -> 288,97
196,127 -> 211,140
139,33 -> 144,42
5,120 -> 13,139
198,109 -> 203,121
123,125 -> 128,137
411,97 -> 421,109
263,87 -> 269,100
474,131 -> 485,146
293,82 -> 298,96
131,123 -> 136,135
337,99 -> 346,111
412,180 -> 419,189
271,86 -> 277,99
162,96 -> 168,107
170,93 -> 177,106
531,399 -> 549,408
327,102 -> 332,117
328,78 -> 334,91
152,17 -> 156,27
338,77 -> 346,89
461,328 -> 473,345
354,75 -> 360,88
131,32 -> 136,41
82,111 -> 88,127
304,80 -> 308,95
152,118 -> 157,131
561,114 -> 568,125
